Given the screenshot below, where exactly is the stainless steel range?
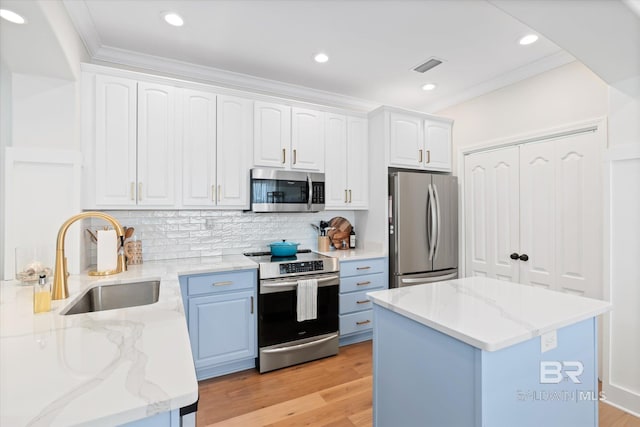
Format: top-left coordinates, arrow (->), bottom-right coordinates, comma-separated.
244,249 -> 339,373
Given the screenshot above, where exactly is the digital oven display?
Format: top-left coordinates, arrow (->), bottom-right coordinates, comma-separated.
279,261 -> 324,274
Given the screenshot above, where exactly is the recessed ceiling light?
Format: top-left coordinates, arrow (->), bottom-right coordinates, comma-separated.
314,53 -> 329,63
422,83 -> 437,91
519,34 -> 539,45
0,9 -> 26,24
163,12 -> 184,27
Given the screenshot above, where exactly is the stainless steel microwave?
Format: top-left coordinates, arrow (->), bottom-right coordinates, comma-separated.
250,168 -> 325,212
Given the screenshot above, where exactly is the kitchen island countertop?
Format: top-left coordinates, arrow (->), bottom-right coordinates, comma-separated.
0,254 -> 257,427
367,276 -> 611,351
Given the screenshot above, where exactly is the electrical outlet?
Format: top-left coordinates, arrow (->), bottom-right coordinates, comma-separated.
205,218 -> 216,230
541,330 -> 558,353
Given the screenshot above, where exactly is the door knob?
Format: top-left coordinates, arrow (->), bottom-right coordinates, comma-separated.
510,252 -> 520,260
519,254 -> 529,262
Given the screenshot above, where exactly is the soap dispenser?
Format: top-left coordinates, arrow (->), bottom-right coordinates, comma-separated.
34,274 -> 51,313
349,228 -> 356,249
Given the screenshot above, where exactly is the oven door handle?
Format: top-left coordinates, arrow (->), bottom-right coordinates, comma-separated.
262,275 -> 339,288
262,334 -> 338,354
307,175 -> 313,210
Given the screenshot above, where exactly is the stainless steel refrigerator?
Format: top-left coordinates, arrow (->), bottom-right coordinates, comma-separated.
389,171 -> 458,288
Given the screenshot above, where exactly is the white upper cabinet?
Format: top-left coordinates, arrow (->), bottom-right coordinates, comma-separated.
389,112 -> 424,168
216,95 -> 252,209
325,113 -> 348,207
253,101 -> 291,168
325,114 -> 368,210
93,77 -> 177,208
424,119 -> 452,171
182,89 -> 217,207
137,82 -> 177,206
292,107 -> 325,171
346,116 -> 368,209
94,75 -> 137,206
386,109 -> 452,172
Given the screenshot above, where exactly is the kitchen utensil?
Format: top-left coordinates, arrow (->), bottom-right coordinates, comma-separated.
268,240 -> 300,257
124,226 -> 135,240
327,217 -> 352,250
86,229 -> 98,243
310,224 -> 320,236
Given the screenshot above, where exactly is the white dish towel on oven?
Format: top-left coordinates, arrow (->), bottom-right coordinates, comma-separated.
296,278 -> 318,322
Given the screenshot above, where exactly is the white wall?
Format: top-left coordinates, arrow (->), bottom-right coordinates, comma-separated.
437,61 -> 609,173
0,60 -> 11,276
11,74 -> 78,150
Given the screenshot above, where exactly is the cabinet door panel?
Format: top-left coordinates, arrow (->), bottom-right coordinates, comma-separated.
95,75 -> 137,206
188,291 -> 256,367
182,89 -> 216,206
389,113 -> 422,168
217,95 -> 251,208
520,141 -> 555,289
424,119 -> 452,171
137,82 -> 176,206
552,132 -> 601,297
254,101 -> 291,168
324,113 -> 348,208
347,116 -> 369,209
464,148 -> 519,281
292,107 -> 324,171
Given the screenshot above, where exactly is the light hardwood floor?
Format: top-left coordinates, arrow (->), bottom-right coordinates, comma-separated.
198,341 -> 640,427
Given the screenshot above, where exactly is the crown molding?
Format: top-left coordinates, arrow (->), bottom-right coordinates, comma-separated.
424,50 -> 576,113
62,0 -> 102,56
92,45 -> 380,112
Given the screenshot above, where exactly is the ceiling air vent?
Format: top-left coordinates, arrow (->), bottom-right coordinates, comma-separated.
413,58 -> 443,73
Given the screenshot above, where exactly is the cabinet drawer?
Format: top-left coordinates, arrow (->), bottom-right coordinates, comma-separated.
340,310 -> 374,336
187,270 -> 256,296
340,290 -> 374,314
340,272 -> 385,293
340,258 -> 385,278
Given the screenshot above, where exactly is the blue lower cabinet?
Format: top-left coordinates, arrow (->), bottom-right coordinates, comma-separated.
338,257 -> 387,346
180,269 -> 257,381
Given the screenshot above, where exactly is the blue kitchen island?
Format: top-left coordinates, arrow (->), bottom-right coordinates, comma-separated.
367,277 -> 610,427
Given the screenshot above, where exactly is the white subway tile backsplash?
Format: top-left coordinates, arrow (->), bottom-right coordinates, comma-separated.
90,210 -> 355,262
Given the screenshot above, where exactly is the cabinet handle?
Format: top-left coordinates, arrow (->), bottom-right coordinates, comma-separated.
211,185 -> 215,202
251,296 -> 254,314
138,183 -> 142,201
349,189 -> 352,203
356,281 -> 371,286
519,254 -> 529,262
356,266 -> 371,271
130,182 -> 135,201
344,189 -> 348,203
213,281 -> 233,286
282,148 -> 286,164
356,300 -> 370,304
356,320 -> 371,326
426,150 -> 431,164
510,252 -> 520,260
419,149 -> 423,163
218,185 -> 221,202
293,149 -> 297,164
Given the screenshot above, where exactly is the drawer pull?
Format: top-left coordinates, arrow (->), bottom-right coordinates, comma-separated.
251,296 -> 254,314
213,281 -> 233,286
356,266 -> 371,270
356,300 -> 370,304
356,320 -> 371,326
356,281 -> 371,286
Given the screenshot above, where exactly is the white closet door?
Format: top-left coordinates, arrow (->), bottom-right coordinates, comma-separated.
464,147 -> 519,281
552,132 -> 602,297
519,141 -> 556,289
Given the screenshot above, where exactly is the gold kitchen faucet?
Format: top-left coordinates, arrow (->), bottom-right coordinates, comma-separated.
52,212 -> 127,300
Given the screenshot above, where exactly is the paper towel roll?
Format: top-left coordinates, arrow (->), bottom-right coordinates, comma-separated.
97,229 -> 117,272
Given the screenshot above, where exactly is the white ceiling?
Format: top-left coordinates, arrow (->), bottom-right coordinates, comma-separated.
62,0 -> 579,112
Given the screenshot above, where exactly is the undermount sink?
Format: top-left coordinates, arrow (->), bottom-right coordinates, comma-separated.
62,280 -> 160,315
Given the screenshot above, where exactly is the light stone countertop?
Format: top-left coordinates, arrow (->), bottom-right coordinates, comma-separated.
0,254 -> 258,427
367,277 -> 611,352
316,248 -> 386,261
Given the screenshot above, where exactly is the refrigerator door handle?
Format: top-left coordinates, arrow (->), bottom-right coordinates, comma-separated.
427,184 -> 437,260
401,272 -> 458,285
433,183 -> 441,260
